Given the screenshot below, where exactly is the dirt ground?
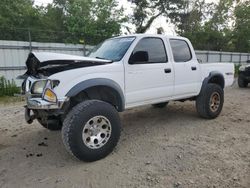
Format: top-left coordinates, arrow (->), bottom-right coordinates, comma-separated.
0,83 -> 249,188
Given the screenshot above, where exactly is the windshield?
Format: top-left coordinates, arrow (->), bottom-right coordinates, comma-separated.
88,37 -> 136,61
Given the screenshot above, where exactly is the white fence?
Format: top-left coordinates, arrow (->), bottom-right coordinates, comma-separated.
0,40 -> 249,86
195,50 -> 250,64
0,40 -> 92,86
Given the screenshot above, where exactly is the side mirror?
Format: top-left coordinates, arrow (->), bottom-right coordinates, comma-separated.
129,51 -> 149,64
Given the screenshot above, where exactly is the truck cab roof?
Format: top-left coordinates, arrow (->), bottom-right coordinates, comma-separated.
114,34 -> 188,40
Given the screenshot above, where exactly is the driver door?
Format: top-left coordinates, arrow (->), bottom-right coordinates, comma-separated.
125,37 -> 174,107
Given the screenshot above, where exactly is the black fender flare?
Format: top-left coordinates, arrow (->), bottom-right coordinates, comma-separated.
66,78 -> 125,111
200,71 -> 225,93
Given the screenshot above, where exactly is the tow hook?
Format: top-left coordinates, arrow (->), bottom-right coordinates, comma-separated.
25,106 -> 36,124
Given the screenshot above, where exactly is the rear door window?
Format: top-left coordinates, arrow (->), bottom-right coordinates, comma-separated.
170,39 -> 192,62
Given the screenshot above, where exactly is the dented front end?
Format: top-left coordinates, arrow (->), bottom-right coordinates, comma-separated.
23,76 -> 68,110
23,76 -> 69,124
21,52 -> 112,124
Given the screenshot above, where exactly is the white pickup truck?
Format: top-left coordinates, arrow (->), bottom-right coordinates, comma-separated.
21,34 -> 234,161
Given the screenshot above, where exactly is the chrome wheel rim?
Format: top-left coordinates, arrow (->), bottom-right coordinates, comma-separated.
209,92 -> 221,112
82,116 -> 112,149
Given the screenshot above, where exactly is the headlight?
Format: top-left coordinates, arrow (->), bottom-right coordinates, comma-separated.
31,80 -> 47,94
43,88 -> 57,103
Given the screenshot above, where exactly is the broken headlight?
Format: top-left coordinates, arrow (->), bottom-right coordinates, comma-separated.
31,80 -> 47,94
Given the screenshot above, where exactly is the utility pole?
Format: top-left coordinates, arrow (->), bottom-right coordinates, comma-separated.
28,29 -> 32,53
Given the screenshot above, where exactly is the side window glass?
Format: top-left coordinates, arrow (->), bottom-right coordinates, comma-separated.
130,38 -> 167,64
170,39 -> 192,62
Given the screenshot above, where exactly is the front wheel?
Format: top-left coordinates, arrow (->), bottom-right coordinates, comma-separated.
238,75 -> 248,88
62,100 -> 121,162
196,83 -> 224,119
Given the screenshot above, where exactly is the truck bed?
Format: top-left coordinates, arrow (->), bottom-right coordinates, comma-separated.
200,63 -> 235,87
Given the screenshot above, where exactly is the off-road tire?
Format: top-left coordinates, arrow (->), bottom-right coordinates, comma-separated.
238,75 -> 248,88
62,100 -> 121,162
37,118 -> 62,131
152,102 -> 169,108
196,83 -> 224,119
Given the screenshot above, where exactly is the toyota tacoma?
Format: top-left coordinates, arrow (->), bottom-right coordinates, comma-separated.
21,34 -> 234,161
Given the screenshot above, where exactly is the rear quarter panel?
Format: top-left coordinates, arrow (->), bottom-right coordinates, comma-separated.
200,63 -> 235,87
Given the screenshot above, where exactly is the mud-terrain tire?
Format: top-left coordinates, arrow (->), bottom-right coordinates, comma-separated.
196,83 -> 224,119
152,102 -> 169,108
62,100 -> 121,162
37,118 -> 62,131
238,75 -> 248,88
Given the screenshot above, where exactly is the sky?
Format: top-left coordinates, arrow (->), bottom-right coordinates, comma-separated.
34,0 -> 219,35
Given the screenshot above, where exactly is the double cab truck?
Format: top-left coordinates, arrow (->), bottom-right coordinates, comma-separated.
21,34 -> 234,161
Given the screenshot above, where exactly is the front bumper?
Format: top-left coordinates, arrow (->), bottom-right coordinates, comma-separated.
25,97 -> 68,124
23,76 -> 69,124
23,76 -> 68,110
27,97 -> 68,110
25,97 -> 69,124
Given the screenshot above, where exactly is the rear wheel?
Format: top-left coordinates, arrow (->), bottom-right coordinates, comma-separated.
238,75 -> 248,88
62,100 -> 121,162
152,102 -> 169,108
196,83 -> 224,119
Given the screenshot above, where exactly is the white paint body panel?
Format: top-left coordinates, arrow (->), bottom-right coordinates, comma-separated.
34,34 -> 234,110
199,63 -> 235,87
49,62 -> 124,99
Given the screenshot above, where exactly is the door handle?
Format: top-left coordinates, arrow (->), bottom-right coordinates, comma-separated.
191,66 -> 197,71
164,68 -> 171,73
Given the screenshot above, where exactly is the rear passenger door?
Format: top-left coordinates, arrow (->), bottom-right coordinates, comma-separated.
125,37 -> 174,107
169,39 -> 201,97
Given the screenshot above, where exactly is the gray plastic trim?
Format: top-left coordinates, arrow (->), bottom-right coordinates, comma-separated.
66,78 -> 125,111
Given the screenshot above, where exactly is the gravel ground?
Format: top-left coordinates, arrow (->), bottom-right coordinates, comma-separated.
0,83 -> 249,188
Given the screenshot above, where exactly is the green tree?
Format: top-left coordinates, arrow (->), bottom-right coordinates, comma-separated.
130,0 -> 186,33
176,0 -> 235,51
0,0 -> 125,44
209,0 -> 234,30
61,0 -> 125,44
170,0 -> 212,35
233,1 -> 250,52
33,3 -> 68,42
0,0 -> 42,41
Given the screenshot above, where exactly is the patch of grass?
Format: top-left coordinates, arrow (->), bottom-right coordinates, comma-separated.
0,76 -> 20,97
0,96 -> 25,104
234,64 -> 241,77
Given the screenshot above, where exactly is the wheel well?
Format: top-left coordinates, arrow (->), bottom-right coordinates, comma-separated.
69,86 -> 124,112
208,75 -> 225,88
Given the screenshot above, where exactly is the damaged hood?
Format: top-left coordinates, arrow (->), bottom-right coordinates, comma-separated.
20,52 -> 112,78
31,52 -> 111,63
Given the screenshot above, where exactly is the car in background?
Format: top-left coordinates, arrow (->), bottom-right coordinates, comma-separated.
238,60 -> 250,88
